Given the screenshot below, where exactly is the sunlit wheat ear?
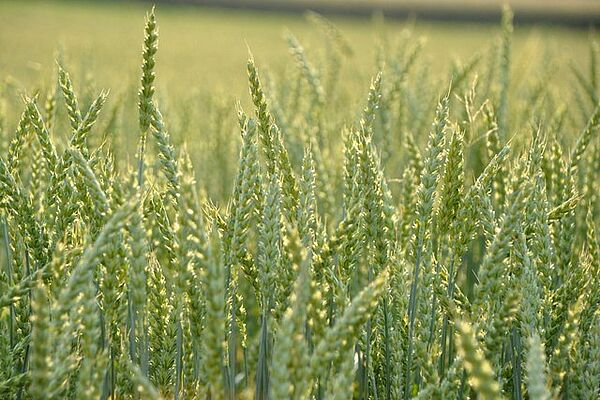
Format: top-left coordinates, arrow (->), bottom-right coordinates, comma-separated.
150,104 -> 180,205
310,269 -> 388,381
139,6 -> 158,134
57,63 -> 82,131
137,6 -> 158,188
455,320 -> 501,400
7,107 -> 31,174
67,147 -> 110,217
271,257 -> 311,399
70,89 -> 109,158
526,333 -> 551,400
404,93 -> 449,396
25,97 -> 58,175
438,126 -> 464,235
202,227 -> 226,399
579,315 -> 600,399
28,282 -> 52,400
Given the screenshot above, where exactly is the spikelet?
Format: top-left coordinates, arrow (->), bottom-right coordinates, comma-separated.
528,142 -> 556,297
514,228 -> 542,338
137,7 -> 158,187
147,255 -> 176,393
298,145 -> 319,250
28,283 -> 52,400
305,11 -> 353,57
455,320 -> 502,400
483,288 -> 519,364
128,201 -> 148,327
150,104 -> 180,205
438,126 -> 464,235
53,199 -> 135,325
271,258 -> 311,399
139,7 -> 158,134
258,171 -> 282,308
474,175 -> 532,314
0,156 -> 49,267
550,297 -> 583,393
126,357 -> 164,400
57,63 -> 83,132
67,147 -> 110,219
305,12 -> 350,100
7,108 -> 30,174
579,314 -> 600,399
326,347 -> 357,400
70,89 -> 109,158
247,56 -> 277,176
46,200 -> 136,397
25,98 -> 58,176
76,278 -> 107,400
413,94 -> 449,237
579,206 -> 600,338
226,118 -> 257,263
405,94 -> 449,396
360,72 -> 382,137
310,269 -> 388,381
202,228 -> 226,399
526,333 -> 551,400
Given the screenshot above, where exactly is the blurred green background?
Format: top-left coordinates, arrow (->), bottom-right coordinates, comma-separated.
0,0 -> 592,98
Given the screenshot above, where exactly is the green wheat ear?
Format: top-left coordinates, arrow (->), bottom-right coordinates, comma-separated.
285,32 -> 325,107
57,62 -> 82,132
28,282 -> 52,400
310,268 -> 389,381
139,6 -> 158,133
455,320 -> 502,400
202,226 -> 226,399
137,6 -> 158,188
526,333 -> 551,400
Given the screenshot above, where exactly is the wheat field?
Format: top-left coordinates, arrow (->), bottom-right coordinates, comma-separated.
0,3 -> 599,400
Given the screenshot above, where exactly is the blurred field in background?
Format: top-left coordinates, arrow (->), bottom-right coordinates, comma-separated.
0,0 -> 592,99
161,0 -> 600,26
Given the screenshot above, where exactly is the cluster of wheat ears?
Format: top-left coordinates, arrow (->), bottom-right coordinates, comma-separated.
0,5 -> 598,400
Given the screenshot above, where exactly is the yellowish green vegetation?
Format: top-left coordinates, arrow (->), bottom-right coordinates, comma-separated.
0,1 -> 599,400
0,1 -> 590,95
